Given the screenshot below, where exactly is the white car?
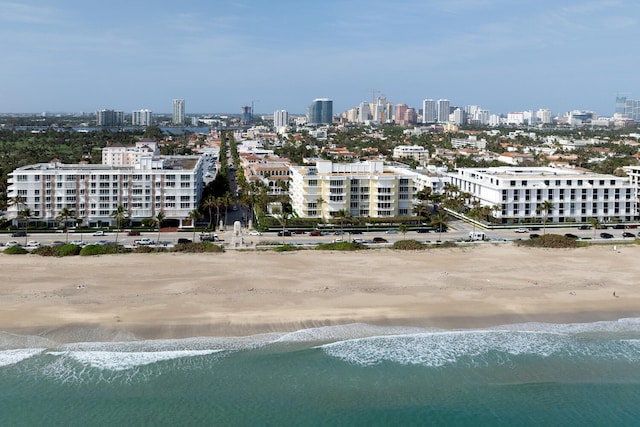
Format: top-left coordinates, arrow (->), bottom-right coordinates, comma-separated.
70,240 -> 86,246
93,230 -> 106,236
134,238 -> 154,245
248,231 -> 261,236
5,240 -> 21,247
514,228 -> 528,233
25,241 -> 41,248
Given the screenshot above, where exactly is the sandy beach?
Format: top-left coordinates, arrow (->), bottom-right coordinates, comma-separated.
1,244 -> 638,343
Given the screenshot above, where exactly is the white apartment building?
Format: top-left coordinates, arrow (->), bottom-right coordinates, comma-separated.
422,99 -> 436,124
449,167 -> 637,224
172,99 -> 185,125
289,160 -> 415,219
392,145 -> 427,162
273,109 -> 289,128
132,109 -> 152,126
437,99 -> 450,123
7,148 -> 205,228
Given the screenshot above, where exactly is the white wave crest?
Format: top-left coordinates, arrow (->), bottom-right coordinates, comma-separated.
49,349 -> 223,371
0,348 -> 45,368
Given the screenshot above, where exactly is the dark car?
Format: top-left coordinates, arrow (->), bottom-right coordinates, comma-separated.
177,238 -> 192,244
612,224 -> 625,229
529,233 -> 540,239
12,231 -> 26,237
622,232 -> 635,238
433,227 -> 447,233
372,237 -> 388,243
127,230 -> 141,236
600,232 -> 614,239
277,230 -> 292,237
351,230 -> 363,235
309,231 -> 322,236
578,225 -> 591,230
564,233 -> 578,239
416,228 -> 430,233
528,227 -> 541,231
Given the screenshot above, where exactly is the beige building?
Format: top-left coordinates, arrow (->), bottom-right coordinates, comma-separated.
289,160 -> 415,219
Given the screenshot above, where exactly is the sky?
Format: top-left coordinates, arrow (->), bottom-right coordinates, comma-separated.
1,0 -> 639,117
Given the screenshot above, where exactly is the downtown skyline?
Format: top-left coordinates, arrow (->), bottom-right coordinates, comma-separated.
1,0 -> 639,116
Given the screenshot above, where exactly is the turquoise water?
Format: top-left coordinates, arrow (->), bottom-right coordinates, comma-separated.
2,321 -> 640,426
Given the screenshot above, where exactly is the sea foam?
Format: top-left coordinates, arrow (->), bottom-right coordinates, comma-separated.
0,349 -> 45,368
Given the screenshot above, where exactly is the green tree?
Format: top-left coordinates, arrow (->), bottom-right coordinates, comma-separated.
188,208 -> 203,241
588,217 -> 601,240
111,205 -> 127,246
398,223 -> 408,240
56,206 -> 76,243
155,211 -> 166,244
536,200 -> 554,236
430,211 -> 448,241
201,195 -> 219,230
18,207 -> 32,245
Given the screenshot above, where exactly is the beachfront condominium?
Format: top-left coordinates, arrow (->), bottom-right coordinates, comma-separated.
437,99 -> 450,123
289,160 -> 415,219
6,142 -> 205,228
449,167 -> 638,224
422,99 -> 436,124
173,99 -> 185,125
307,98 -> 333,125
132,109 -> 153,126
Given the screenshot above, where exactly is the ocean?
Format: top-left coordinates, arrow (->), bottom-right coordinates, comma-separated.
2,320 -> 640,426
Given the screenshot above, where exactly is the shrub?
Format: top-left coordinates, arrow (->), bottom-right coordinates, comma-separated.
315,241 -> 365,251
3,246 -> 28,255
171,242 -> 224,253
514,234 -> 579,249
31,245 -> 60,256
392,240 -> 426,250
79,245 -> 106,256
272,244 -> 302,252
58,244 -> 82,257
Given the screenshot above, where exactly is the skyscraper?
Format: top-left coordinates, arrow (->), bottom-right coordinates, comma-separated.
274,110 -> 289,128
307,98 -> 333,125
172,99 -> 185,125
132,109 -> 152,126
422,99 -> 436,124
437,99 -> 450,123
96,109 -> 124,127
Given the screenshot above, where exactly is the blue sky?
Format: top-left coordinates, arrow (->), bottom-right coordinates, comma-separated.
1,0 -> 638,117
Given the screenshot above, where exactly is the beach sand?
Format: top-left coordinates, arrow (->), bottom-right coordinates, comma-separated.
1,244 -> 638,343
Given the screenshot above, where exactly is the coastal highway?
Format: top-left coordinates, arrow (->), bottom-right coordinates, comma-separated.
3,220 -> 635,248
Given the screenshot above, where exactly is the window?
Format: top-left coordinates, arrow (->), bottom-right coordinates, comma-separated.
308,179 -> 317,186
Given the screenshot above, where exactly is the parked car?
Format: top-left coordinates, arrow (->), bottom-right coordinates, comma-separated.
177,238 -> 192,244
127,231 -> 141,236
11,231 -> 26,237
199,232 -> 219,242
352,238 -> 366,244
309,231 -> 322,236
5,240 -> 21,247
292,230 -> 306,235
564,233 -> 578,239
622,232 -> 635,238
351,230 -> 363,235
277,230 -> 292,237
612,224 -> 625,229
529,234 -> 540,239
70,240 -> 86,246
416,228 -> 430,234
600,232 -> 614,239
578,225 -> 591,230
25,241 -> 40,248
528,227 -> 541,231
385,229 -> 398,234
372,237 -> 388,243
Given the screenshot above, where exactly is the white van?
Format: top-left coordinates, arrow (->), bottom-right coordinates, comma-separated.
469,231 -> 486,241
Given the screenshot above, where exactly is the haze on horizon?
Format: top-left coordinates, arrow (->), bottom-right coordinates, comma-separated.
1,0 -> 638,117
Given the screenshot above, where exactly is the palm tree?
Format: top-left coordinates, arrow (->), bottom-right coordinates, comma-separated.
588,217 -> 601,240
188,209 -> 203,241
18,208 -> 32,245
333,209 -> 349,235
398,223 -> 408,240
111,205 -> 127,246
536,200 -> 554,236
155,211 -> 166,244
56,207 -> 75,243
430,211 -> 448,242
315,196 -> 326,223
201,195 -> 218,230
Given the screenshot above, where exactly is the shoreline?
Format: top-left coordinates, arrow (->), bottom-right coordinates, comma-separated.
1,244 -> 639,344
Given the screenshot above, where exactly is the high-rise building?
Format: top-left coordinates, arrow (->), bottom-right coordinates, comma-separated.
132,109 -> 152,126
537,108 -> 553,125
452,108 -> 465,125
307,98 -> 333,125
96,109 -> 124,127
274,110 -> 289,128
394,104 -> 409,125
615,96 -> 640,120
422,99 -> 436,123
437,99 -> 450,123
358,102 -> 371,123
241,106 -> 252,125
172,99 -> 185,125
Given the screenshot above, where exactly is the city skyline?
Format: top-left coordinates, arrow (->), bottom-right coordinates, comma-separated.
1,1 -> 639,116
